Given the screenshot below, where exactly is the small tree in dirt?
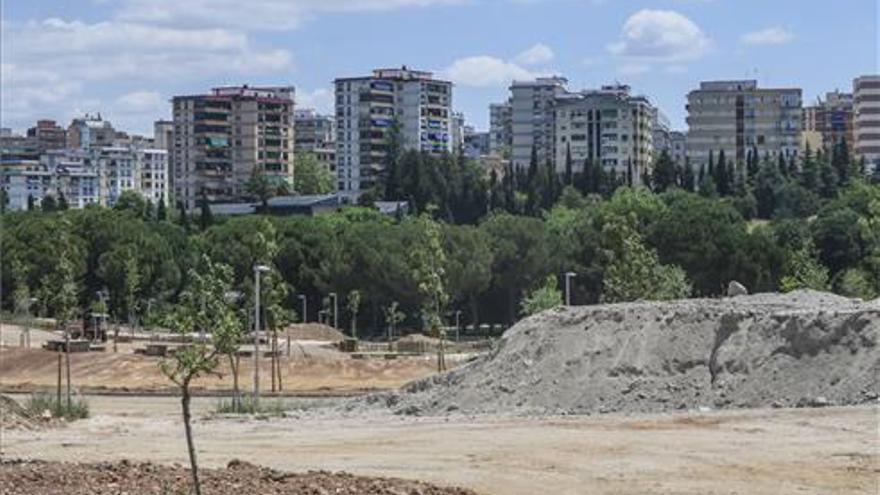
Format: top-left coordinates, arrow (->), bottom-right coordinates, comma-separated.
347,290 -> 361,340
520,274 -> 562,316
47,233 -> 81,412
262,271 -> 291,393
160,256 -> 241,495
384,301 -> 405,346
409,212 -> 450,372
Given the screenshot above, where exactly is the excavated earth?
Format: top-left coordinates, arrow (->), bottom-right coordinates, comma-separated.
350,290 -> 880,416
0,459 -> 478,495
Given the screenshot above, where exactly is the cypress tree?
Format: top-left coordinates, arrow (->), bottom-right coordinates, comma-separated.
157,199 -> 167,221
564,142 -> 573,186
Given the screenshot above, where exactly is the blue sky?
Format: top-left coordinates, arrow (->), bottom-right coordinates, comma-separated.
2,0 -> 878,136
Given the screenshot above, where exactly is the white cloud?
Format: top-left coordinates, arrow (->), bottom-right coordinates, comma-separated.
741,27 -> 794,46
514,43 -> 555,66
608,9 -> 710,63
115,91 -> 165,112
617,63 -> 651,76
441,56 -> 543,87
297,88 -> 335,114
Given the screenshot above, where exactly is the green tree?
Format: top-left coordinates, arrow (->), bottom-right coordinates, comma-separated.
835,268 -> 876,300
652,150 -> 677,192
294,153 -> 335,195
159,257 -> 242,495
409,212 -> 449,371
780,244 -> 829,292
41,194 -> 57,212
519,274 -> 562,316
114,190 -> 147,218
600,215 -> 691,303
156,199 -> 167,221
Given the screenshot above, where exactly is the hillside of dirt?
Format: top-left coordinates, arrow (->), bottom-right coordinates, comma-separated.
0,345 -> 440,394
283,323 -> 347,342
351,290 -> 880,416
0,459 -> 478,495
0,395 -> 40,430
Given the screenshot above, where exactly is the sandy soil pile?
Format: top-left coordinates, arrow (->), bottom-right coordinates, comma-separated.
0,459 -> 478,495
0,395 -> 40,431
353,290 -> 879,416
283,323 -> 346,342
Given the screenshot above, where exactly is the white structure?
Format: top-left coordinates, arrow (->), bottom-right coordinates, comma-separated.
334,67 -> 454,194
686,80 -> 802,167
554,84 -> 656,184
854,75 -> 880,173
67,114 -> 116,149
510,77 -> 568,169
489,101 -> 513,157
139,148 -> 170,205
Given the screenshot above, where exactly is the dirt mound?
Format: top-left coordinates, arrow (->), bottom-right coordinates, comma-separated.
0,459 -> 478,495
0,395 -> 39,430
284,323 -> 346,342
352,290 -> 880,416
398,333 -> 440,344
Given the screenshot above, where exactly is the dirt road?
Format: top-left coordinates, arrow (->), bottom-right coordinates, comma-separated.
2,395 -> 876,495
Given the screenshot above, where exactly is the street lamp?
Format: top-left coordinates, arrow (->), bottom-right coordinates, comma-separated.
298,294 -> 307,323
564,272 -> 577,306
454,310 -> 462,342
328,292 -> 338,330
253,264 -> 270,407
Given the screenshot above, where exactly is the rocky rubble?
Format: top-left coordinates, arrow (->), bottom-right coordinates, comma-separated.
0,459 -> 478,495
349,290 -> 879,416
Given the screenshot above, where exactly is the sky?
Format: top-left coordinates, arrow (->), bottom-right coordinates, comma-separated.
2,0 -> 878,136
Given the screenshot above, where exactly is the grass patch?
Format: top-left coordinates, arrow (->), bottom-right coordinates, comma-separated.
25,392 -> 90,420
215,396 -> 288,416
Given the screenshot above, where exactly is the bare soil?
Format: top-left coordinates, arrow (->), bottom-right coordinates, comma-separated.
0,459 -> 477,495
1,395 -> 877,495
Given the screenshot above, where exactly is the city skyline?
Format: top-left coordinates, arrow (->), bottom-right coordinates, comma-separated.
3,0 -> 877,135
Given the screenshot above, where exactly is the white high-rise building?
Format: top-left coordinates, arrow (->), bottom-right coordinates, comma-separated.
854,75 -> 880,174
334,67 -> 453,194
554,84 -> 656,184
686,80 -> 802,167
489,101 -> 513,157
510,77 -> 568,169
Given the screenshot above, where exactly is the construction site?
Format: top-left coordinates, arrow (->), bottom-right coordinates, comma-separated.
1,290 -> 878,494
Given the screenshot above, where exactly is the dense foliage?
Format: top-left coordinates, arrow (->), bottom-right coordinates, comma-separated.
2,147 -> 878,334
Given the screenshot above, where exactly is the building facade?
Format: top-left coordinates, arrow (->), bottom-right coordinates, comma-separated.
510,77 -> 568,169
26,120 -> 67,151
171,85 -> 296,210
686,80 -> 802,167
67,114 -> 117,149
854,75 -> 880,173
334,67 -> 453,194
802,90 -> 854,153
488,102 -> 513,158
294,109 -> 336,168
554,84 -> 655,184
153,120 -> 174,151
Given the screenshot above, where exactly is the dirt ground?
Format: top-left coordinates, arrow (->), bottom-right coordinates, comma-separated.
0,337 -> 449,394
1,394 -> 877,495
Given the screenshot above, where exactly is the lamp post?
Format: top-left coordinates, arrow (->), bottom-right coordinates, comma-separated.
253,265 -> 270,407
298,294 -> 307,323
564,272 -> 577,306
328,292 -> 338,330
454,310 -> 462,342
27,297 -> 38,348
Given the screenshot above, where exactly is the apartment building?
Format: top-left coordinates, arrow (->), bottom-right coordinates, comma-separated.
854,75 -> 880,173
171,85 -> 296,210
669,131 -> 687,166
554,84 -> 655,184
686,80 -> 802,167
802,90 -> 854,152
139,148 -> 170,205
489,101 -> 513,157
26,120 -> 67,151
334,67 -> 453,194
510,77 -> 568,169
294,109 -> 336,168
67,114 -> 117,149
153,120 -> 174,151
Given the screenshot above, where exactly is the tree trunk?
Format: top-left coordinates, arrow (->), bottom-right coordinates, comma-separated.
181,382 -> 202,495
276,346 -> 283,392
56,354 -> 62,411
65,326 -> 72,410
228,354 -> 240,413
271,331 -> 277,393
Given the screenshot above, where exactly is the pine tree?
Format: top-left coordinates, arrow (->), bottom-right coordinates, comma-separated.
681,159 -> 696,192
564,142 -> 573,186
652,150 -> 676,192
41,194 -> 57,212
714,150 -> 729,196
156,199 -> 167,221
57,192 -> 69,210
831,136 -> 850,185
198,192 -> 213,230
27,194 -> 35,211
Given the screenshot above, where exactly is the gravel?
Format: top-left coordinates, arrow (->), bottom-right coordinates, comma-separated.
0,459 -> 479,495
346,290 -> 880,416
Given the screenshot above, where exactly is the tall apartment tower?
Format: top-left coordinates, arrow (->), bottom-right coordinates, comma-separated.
854,75 -> 880,173
510,77 -> 568,169
294,109 -> 336,168
686,80 -> 802,167
554,84 -> 656,184
334,67 -> 453,194
153,120 -> 174,151
802,91 -> 854,153
171,85 -> 295,210
488,101 -> 513,157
